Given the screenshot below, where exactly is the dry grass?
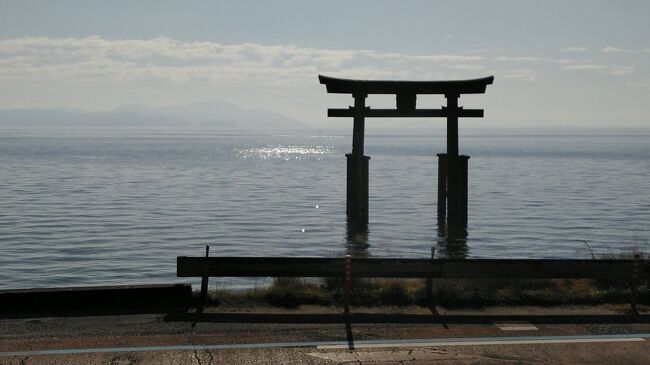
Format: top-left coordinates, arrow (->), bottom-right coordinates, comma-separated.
196,276 -> 648,309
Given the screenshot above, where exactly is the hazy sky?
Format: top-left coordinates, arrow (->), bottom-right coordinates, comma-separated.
1,0 -> 649,128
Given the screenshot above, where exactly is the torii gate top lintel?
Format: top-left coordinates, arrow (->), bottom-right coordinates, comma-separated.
318,75 -> 494,96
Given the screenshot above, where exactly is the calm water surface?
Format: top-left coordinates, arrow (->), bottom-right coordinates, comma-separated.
1,128 -> 649,289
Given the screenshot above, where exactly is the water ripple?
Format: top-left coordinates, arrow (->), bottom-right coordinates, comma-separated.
1,130 -> 649,289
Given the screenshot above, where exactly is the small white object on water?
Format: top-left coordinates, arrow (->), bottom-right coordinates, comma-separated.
315,205 -> 319,208
301,228 -> 305,233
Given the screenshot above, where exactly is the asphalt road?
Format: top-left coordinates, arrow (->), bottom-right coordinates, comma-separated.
1,305 -> 650,364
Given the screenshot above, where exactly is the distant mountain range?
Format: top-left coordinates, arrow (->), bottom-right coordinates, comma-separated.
0,101 -> 306,130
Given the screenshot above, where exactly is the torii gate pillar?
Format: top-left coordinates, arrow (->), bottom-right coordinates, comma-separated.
346,93 -> 370,228
438,93 -> 470,229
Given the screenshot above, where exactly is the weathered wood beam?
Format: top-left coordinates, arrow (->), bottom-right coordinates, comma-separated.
327,108 -> 484,118
177,257 -> 649,280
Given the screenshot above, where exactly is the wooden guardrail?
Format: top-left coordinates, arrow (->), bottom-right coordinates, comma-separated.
177,256 -> 649,279
178,255 -> 648,315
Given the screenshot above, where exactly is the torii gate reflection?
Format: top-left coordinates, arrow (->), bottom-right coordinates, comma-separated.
319,75 -> 494,255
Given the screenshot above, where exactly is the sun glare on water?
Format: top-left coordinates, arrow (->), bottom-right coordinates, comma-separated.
236,145 -> 334,160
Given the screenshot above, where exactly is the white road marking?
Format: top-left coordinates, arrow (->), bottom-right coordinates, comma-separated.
317,337 -> 644,349
0,334 -> 647,357
494,321 -> 538,331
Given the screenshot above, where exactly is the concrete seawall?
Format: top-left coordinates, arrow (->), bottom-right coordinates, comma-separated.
0,283 -> 192,317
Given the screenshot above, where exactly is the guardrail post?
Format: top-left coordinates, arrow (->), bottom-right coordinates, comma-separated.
344,254 -> 352,317
426,247 -> 435,306
631,253 -> 640,314
200,245 -> 210,303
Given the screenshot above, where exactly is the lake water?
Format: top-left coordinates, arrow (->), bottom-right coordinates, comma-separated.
1,128 -> 649,289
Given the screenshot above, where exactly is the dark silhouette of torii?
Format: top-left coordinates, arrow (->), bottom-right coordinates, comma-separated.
319,74 -> 494,248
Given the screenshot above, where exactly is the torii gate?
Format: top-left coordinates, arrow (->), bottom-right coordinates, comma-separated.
319,74 -> 494,234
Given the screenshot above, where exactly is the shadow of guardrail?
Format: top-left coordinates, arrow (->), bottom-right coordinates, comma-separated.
164,312 -> 650,324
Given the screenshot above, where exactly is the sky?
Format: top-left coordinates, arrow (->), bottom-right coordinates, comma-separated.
1,0 -> 649,128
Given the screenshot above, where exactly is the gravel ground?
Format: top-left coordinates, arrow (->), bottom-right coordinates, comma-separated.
1,342 -> 650,365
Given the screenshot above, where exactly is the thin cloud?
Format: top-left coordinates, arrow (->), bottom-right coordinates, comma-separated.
443,64 -> 485,70
500,69 -> 536,82
561,46 -> 588,52
0,36 -> 488,85
562,64 -> 608,71
602,46 -> 627,53
549,58 -> 578,64
493,56 -> 539,62
367,52 -> 484,62
626,80 -> 647,88
608,65 -> 634,75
